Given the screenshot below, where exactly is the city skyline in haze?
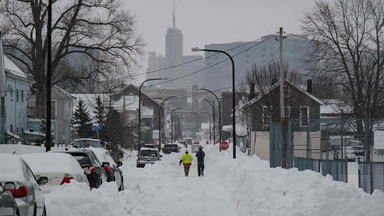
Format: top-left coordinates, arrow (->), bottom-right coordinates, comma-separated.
123,0 -> 317,83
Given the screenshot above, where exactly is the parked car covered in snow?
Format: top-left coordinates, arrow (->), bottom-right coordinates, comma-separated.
56,149 -> 107,189
69,138 -> 104,148
89,148 -> 124,191
0,182 -> 18,216
22,153 -> 89,193
0,153 -> 48,216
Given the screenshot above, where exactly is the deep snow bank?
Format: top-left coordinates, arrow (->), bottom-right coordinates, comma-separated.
203,144 -> 384,216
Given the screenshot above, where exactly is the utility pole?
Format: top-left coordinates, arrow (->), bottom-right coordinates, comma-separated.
279,27 -> 288,168
46,0 -> 52,152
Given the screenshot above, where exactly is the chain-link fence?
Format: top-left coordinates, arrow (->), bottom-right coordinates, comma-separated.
358,160 -> 384,194
294,157 -> 347,183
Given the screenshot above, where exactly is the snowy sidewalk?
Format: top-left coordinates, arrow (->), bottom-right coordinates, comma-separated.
123,151 -> 239,216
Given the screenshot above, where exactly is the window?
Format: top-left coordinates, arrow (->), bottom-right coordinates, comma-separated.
8,85 -> 13,99
300,106 -> 309,127
16,89 -> 19,102
21,90 -> 24,103
284,106 -> 291,118
262,106 -> 271,126
10,124 -> 13,133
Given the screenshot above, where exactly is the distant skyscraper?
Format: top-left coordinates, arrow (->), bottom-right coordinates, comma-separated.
146,2 -> 203,90
165,4 -> 182,58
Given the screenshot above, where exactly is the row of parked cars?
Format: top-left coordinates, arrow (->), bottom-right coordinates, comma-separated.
0,147 -> 124,216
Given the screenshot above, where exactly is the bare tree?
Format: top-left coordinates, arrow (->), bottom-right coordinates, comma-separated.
301,0 -> 384,161
0,0 -> 145,117
241,62 -> 304,97
301,0 -> 384,119
241,62 -> 305,130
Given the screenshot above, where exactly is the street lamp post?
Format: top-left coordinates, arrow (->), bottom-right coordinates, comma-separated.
159,96 -> 177,151
192,47 -> 236,159
200,88 -> 222,146
138,78 -> 164,152
203,98 -> 215,144
170,108 -> 183,143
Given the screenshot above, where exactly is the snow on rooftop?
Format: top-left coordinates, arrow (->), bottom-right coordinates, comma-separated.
4,55 -> 27,79
113,95 -> 139,111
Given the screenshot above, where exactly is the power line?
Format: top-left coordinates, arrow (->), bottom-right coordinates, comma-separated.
147,35 -> 276,87
141,36 -> 273,77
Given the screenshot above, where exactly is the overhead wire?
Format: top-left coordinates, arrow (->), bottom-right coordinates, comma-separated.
140,35 -> 273,77
145,35 -> 276,87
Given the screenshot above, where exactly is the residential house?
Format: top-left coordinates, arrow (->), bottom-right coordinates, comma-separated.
221,91 -> 247,141
1,55 -> 32,143
27,86 -> 75,145
239,80 -> 323,160
116,84 -> 161,145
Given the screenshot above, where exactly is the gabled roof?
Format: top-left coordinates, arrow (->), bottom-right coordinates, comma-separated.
4,55 -> 28,79
118,84 -> 161,107
239,81 -> 323,110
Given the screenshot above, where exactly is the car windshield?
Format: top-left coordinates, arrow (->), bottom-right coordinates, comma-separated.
164,145 -> 178,149
140,150 -> 158,157
73,139 -> 102,148
68,153 -> 92,167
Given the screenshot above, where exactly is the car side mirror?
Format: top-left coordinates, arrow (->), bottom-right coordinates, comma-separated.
118,161 -> 123,167
4,182 -> 16,191
102,162 -> 110,167
37,176 -> 49,185
84,169 -> 91,175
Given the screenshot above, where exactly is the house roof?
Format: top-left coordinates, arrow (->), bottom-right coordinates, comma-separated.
238,81 -> 323,110
119,84 -> 161,107
4,55 -> 28,79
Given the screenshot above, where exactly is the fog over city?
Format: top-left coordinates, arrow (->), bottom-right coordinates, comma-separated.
123,0 -> 317,83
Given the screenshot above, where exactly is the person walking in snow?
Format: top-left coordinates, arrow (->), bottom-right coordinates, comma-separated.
179,150 -> 193,176
195,146 -> 205,176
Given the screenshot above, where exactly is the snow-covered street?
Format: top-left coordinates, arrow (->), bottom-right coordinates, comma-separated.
44,143 -> 384,216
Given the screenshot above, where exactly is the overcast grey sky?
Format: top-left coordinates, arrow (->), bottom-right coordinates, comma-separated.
123,0 -> 317,82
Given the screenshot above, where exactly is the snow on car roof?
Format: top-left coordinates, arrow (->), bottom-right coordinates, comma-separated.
21,153 -> 84,175
0,153 -> 26,181
140,147 -> 158,151
88,148 -> 116,166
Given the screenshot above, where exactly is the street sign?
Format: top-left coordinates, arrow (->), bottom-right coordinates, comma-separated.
92,125 -> 102,131
220,141 -> 229,150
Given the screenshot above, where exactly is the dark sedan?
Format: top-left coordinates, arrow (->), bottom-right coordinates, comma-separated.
60,149 -> 107,189
162,144 -> 180,154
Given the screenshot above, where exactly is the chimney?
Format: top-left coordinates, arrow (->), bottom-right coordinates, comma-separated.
249,82 -> 255,100
307,79 -> 312,94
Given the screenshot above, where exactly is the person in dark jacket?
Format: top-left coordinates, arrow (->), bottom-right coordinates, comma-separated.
195,146 -> 205,176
